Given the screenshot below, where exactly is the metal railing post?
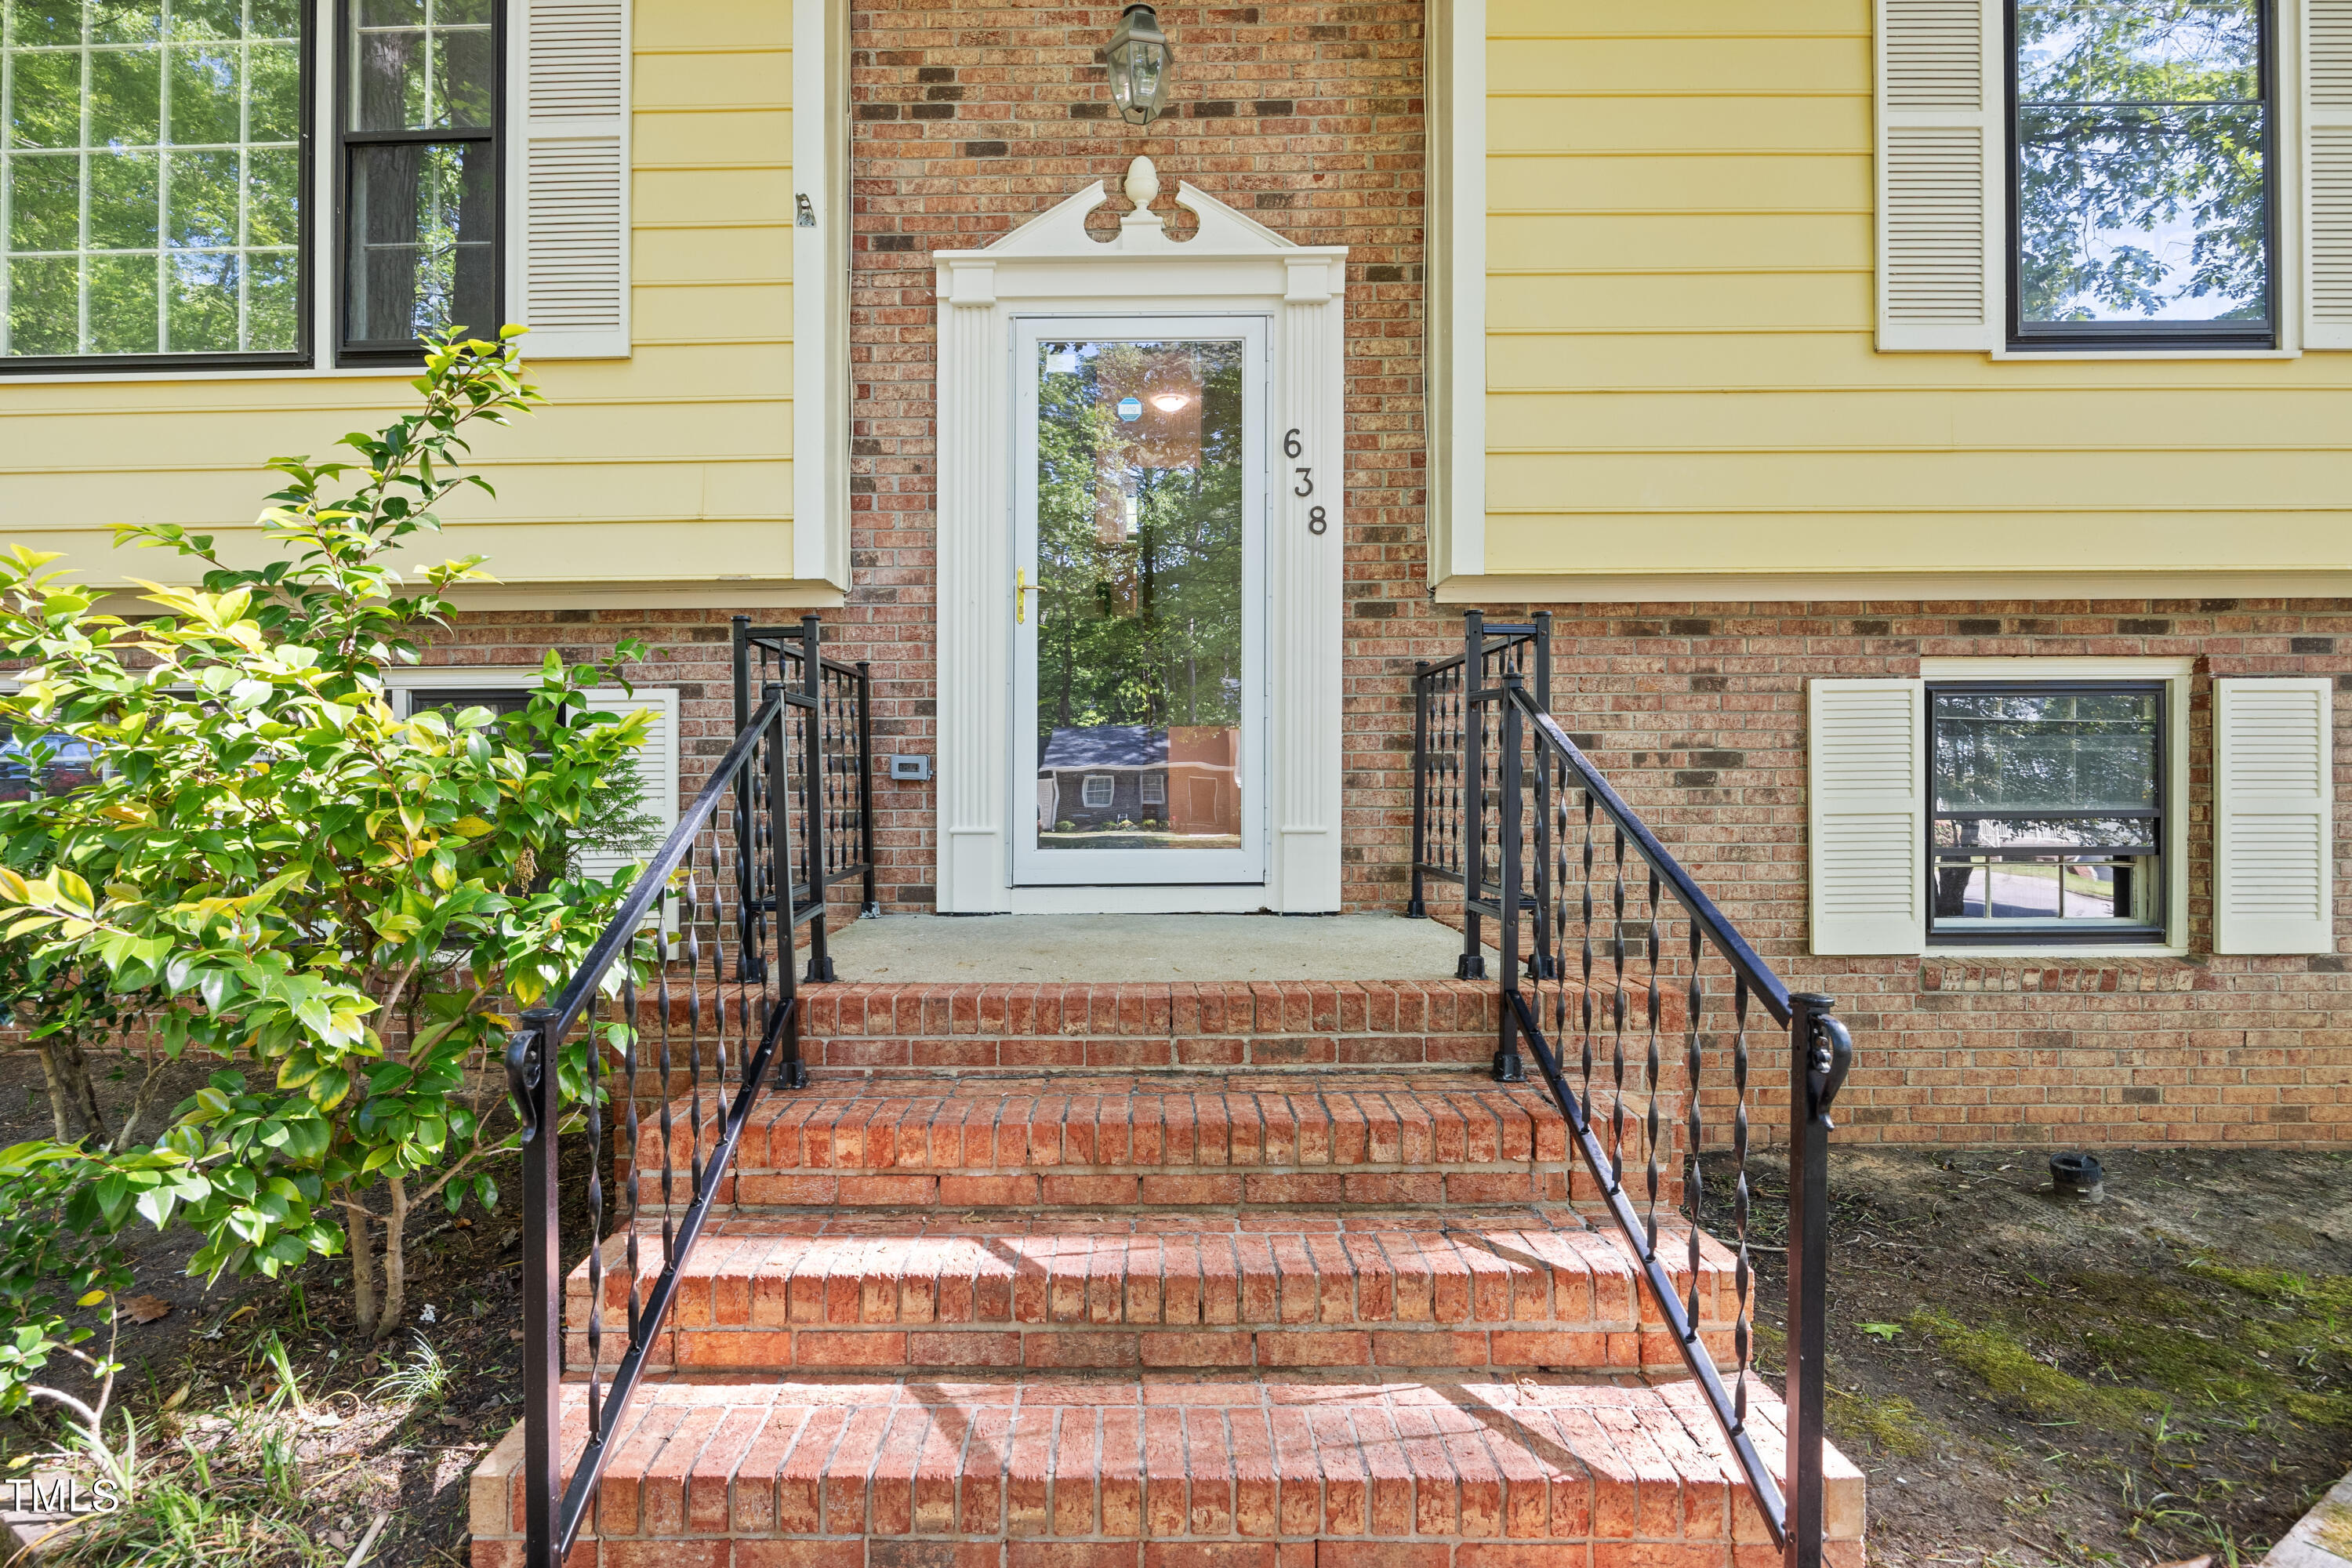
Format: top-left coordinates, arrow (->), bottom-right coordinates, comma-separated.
1528,612 -> 1554,981
855,659 -> 879,916
1785,993 -> 1851,1568
1493,674 -> 1526,1083
508,1011 -> 561,1568
799,614 -> 835,983
1458,609 -> 1487,980
1408,659 -> 1430,920
730,617 -> 764,982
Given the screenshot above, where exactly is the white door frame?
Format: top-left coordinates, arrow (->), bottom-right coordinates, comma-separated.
1011,314 -> 1270,887
932,173 -> 1348,914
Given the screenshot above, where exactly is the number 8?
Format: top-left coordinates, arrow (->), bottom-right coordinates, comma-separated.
1308,506 -> 1328,535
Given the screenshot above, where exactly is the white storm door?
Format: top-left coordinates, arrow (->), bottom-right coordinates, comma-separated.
1010,315 -> 1269,887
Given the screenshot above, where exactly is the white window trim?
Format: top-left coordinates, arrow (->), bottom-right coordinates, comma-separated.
1878,0 -> 2306,359
381,666 -> 542,720
1918,656 -> 2192,956
1080,775 -> 1116,809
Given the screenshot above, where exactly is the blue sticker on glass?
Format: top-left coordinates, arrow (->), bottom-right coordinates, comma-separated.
1116,395 -> 1144,423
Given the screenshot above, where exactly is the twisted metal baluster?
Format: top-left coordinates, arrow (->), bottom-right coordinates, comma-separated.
1644,865 -> 1662,1254
1610,825 -> 1628,1190
1684,913 -> 1704,1331
658,890 -> 677,1265
585,986 -> 604,1433
685,852 -> 706,1200
1578,789 -> 1596,1123
1553,754 -> 1570,1060
1732,976 -> 1753,1425
623,966 -> 641,1349
709,838 -> 733,1134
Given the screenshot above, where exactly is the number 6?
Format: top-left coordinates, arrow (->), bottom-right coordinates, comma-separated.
1283,428 -> 1303,459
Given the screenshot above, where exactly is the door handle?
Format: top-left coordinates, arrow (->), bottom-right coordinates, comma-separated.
1017,568 -> 1042,624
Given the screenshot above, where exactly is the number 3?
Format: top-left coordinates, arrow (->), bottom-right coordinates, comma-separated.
1283,428 -> 1303,459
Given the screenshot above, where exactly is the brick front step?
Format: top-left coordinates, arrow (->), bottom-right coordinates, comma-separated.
466,1374 -> 1860,1567
626,1076 -> 1683,1214
562,1210 -> 1740,1377
611,978 -> 1519,1075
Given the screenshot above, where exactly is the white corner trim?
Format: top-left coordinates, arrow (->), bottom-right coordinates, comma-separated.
1428,0 -> 1486,583
928,177 -> 1348,916
792,0 -> 851,589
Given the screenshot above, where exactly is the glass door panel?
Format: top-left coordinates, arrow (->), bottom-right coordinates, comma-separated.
1011,317 -> 1265,886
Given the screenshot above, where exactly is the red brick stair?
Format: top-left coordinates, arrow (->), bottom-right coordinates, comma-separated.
469,1375 -> 1861,1567
474,1068 -> 1857,1566
564,1210 -> 1739,1376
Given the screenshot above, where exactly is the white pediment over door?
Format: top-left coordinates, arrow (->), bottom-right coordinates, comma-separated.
930,164 -> 1349,914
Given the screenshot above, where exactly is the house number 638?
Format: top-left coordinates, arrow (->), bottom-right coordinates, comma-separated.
1285,429 -> 1327,535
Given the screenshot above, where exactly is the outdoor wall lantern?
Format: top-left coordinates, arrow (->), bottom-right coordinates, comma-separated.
1106,5 -> 1173,126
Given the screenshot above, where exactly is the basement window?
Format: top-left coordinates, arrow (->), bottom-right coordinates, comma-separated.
1928,681 -> 2168,945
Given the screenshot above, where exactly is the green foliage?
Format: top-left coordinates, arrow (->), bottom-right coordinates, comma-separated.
0,328 -> 655,1334
0,1139 -> 129,1416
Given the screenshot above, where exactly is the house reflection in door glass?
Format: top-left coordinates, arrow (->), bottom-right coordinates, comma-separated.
1034,337 -> 1245,851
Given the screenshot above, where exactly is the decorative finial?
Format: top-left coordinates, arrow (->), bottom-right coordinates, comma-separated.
1123,155 -> 1161,212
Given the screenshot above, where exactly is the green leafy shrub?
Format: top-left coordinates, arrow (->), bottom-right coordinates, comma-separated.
0,331 -> 655,1338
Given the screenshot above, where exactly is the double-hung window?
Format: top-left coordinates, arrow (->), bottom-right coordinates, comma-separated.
2010,0 -> 2275,350
0,0 -> 505,372
1928,683 -> 2168,943
339,0 -> 497,359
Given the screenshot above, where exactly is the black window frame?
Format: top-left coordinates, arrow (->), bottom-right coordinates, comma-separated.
1925,677 -> 2170,948
0,7 -> 317,376
332,0 -> 505,365
2005,0 -> 2279,352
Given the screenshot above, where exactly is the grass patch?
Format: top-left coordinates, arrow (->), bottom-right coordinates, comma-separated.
1827,1386 -> 1930,1457
1907,1307 -> 2159,1430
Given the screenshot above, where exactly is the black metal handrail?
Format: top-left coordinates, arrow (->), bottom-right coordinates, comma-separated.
732,614 -> 880,983
503,619 -> 869,1567
1410,611 -> 1853,1568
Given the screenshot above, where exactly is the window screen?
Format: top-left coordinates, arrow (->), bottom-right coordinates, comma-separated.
1929,682 -> 2166,942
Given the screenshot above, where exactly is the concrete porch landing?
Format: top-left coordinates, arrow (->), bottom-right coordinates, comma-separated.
818,914 -> 1465,984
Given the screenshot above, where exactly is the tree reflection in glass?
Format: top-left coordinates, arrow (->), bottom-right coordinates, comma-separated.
1033,339 -> 1245,852
2015,0 -> 2269,329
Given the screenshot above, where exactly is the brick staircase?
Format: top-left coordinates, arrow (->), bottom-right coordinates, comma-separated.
470,1047 -> 1863,1566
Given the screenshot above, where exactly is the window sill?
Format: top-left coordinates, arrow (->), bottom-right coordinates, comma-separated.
0,364 -> 423,389
1991,347 -> 2299,361
1925,945 -> 2187,960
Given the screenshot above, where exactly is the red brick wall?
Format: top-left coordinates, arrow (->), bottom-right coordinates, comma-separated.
401,3 -> 2352,1148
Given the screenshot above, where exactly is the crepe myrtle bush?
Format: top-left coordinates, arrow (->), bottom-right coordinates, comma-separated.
0,331 -> 662,1339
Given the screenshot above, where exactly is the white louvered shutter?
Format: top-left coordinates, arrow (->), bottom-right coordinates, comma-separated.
1809,680 -> 1929,956
2306,0 -> 2352,346
2215,677 -> 2338,954
577,688 -> 679,895
1875,0 -> 2002,350
514,0 -> 631,358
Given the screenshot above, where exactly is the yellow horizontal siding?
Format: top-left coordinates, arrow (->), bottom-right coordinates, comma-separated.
0,0 -> 795,595
1480,1 -> 2352,583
